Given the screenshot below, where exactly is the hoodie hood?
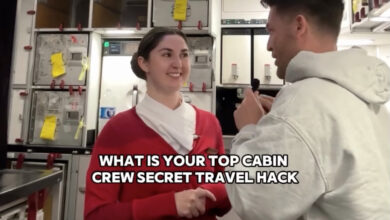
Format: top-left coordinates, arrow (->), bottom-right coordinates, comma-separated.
285,48 -> 390,104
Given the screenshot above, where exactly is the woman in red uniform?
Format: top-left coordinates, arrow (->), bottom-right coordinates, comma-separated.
85,27 -> 231,220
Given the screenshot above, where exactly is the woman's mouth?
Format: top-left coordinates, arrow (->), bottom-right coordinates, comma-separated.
168,72 -> 182,78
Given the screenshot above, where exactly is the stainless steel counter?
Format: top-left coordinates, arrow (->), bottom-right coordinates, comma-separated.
0,169 -> 62,206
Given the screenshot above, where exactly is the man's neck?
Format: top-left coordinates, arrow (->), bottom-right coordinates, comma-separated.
310,35 -> 338,53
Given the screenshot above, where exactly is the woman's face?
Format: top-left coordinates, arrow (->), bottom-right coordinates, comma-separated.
139,35 -> 190,95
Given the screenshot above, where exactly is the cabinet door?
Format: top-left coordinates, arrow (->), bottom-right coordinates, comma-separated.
0,203 -> 27,219
11,0 -> 35,85
184,36 -> 214,91
222,0 -> 269,20
98,40 -> 146,134
28,91 -> 86,146
221,29 -> 251,85
92,0 -> 148,28
216,87 -> 241,135
33,34 -> 89,86
182,92 -> 213,112
253,29 -> 283,85
35,0 -> 90,28
9,157 -> 68,220
75,155 -> 91,220
8,90 -> 27,144
153,0 -> 208,27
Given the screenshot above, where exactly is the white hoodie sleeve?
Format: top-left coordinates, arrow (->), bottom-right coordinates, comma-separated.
226,114 -> 327,220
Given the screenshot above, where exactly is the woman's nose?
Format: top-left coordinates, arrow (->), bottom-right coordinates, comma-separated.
171,55 -> 182,68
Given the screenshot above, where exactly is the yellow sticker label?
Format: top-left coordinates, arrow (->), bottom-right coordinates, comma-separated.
51,52 -> 66,78
173,0 -> 188,21
79,56 -> 89,81
40,115 -> 57,140
352,0 -> 358,14
74,117 -> 84,140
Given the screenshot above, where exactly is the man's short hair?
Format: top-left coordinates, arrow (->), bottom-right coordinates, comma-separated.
261,0 -> 344,37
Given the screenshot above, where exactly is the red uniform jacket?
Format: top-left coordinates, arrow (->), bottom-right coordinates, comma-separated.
85,107 -> 231,220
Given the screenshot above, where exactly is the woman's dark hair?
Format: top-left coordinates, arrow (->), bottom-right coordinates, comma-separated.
131,27 -> 189,80
260,0 -> 344,37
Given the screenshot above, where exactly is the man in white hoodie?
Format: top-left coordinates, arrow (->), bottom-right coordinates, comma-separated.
226,0 -> 390,219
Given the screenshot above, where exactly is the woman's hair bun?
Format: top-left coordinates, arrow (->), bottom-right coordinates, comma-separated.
130,52 -> 147,80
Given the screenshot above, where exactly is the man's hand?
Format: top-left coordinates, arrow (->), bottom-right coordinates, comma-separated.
234,88 -> 265,131
175,187 -> 216,218
258,94 -> 274,113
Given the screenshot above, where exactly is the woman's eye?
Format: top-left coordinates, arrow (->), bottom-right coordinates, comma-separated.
181,53 -> 189,58
162,53 -> 171,57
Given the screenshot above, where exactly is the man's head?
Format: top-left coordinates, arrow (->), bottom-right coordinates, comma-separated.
261,0 -> 344,79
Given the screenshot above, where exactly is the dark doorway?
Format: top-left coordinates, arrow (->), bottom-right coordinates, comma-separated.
0,1 -> 17,169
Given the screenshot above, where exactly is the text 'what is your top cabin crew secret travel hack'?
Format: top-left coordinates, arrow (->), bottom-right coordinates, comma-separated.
91,154 -> 299,184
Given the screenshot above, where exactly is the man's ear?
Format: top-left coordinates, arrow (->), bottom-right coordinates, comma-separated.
295,14 -> 309,38
138,56 -> 149,73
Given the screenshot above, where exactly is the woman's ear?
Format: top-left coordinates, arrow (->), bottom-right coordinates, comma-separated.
138,56 -> 149,73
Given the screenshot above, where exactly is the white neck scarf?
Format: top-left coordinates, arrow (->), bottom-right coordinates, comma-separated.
135,93 -> 196,154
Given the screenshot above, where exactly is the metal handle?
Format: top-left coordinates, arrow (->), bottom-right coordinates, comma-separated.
79,187 -> 85,194
183,95 -> 192,104
132,85 -> 138,107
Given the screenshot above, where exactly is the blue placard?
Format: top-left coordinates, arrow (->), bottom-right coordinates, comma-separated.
100,107 -> 116,119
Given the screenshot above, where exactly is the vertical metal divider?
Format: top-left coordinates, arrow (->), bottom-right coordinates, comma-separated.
212,35 -> 217,114
49,153 -> 74,220
70,0 -> 76,27
81,32 -> 92,148
250,28 -> 255,83
66,154 -> 79,220
148,0 -> 153,28
88,0 -> 93,29
7,0 -> 22,146
210,0 -> 218,115
220,29 -> 224,86
23,27 -> 38,146
83,32 -> 103,148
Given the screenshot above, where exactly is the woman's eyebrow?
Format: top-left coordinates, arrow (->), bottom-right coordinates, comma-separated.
157,48 -> 189,52
158,48 -> 173,52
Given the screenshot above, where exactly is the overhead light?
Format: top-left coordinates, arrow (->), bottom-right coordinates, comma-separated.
369,17 -> 390,22
105,30 -> 135,34
381,8 -> 390,17
386,101 -> 390,112
337,39 -> 374,46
